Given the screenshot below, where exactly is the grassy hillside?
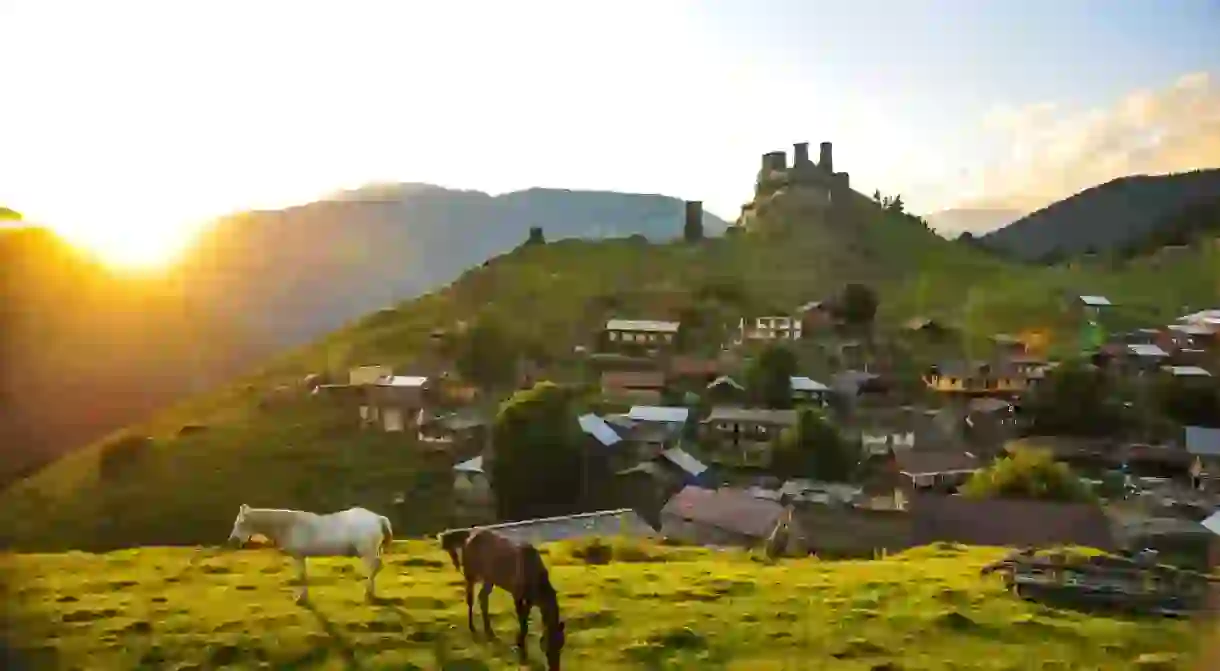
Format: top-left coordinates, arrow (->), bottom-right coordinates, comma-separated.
979,170 -> 1220,261
0,187 -> 730,491
2,540 -> 1210,670
2,201 -> 1217,552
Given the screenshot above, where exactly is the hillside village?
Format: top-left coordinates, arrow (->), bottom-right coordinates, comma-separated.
3,141 -> 1220,670
224,146 -> 1220,578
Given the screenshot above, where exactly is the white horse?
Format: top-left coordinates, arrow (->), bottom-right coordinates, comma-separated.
226,504 -> 393,603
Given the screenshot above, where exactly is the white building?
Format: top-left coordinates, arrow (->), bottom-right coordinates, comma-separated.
736,315 -> 802,343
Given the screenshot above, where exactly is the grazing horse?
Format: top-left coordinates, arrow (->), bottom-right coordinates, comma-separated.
438,528 -> 566,670
227,504 -> 393,603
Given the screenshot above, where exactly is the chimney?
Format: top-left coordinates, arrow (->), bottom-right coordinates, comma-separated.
794,142 -> 810,165
819,142 -> 833,173
762,151 -> 787,173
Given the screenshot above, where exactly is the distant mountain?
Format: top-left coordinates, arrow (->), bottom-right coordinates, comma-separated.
978,170 -> 1220,261
924,208 -> 1024,237
0,186 -> 729,484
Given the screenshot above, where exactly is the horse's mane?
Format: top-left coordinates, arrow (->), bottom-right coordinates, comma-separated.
521,544 -> 557,599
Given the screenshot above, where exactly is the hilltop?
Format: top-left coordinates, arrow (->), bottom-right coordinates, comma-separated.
1,540 -> 1207,670
979,170 -> 1220,261
0,187 -> 730,488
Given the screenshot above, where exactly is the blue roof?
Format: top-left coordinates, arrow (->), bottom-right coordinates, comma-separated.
627,406 -> 690,423
578,413 -> 623,447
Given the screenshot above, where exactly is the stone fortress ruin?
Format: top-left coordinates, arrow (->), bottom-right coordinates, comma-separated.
737,141 -> 853,232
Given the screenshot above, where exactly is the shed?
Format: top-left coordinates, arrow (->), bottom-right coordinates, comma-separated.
660,486 -> 792,548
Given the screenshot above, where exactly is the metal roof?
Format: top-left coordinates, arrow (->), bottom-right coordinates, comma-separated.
704,406 -> 799,425
1202,511 -> 1220,536
627,406 -> 690,423
661,447 -> 708,477
1185,426 -> 1220,457
1078,295 -> 1113,307
455,509 -> 656,544
453,455 -> 484,473
1163,366 -> 1212,377
378,375 -> 429,387
605,319 -> 681,333
1127,343 -> 1169,358
578,413 -> 623,447
790,376 -> 830,392
707,375 -> 745,390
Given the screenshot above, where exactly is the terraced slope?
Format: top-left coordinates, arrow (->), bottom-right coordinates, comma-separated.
1,541 -> 1209,670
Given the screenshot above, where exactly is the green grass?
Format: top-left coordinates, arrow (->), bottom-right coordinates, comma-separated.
1,540 -> 1209,670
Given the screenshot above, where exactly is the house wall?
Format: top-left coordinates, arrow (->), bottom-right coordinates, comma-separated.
794,505 -> 913,556
659,514 -> 760,548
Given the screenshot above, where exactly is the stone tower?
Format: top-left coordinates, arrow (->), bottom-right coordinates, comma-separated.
793,142 -> 810,165
684,200 -> 703,229
819,142 -> 833,173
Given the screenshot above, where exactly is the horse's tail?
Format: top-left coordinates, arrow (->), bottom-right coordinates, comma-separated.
437,528 -> 471,572
379,516 -> 394,553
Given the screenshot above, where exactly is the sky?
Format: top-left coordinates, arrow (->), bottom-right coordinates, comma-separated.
1,0 -> 1219,264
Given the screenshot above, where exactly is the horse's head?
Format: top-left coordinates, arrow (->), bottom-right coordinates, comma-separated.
542,619 -> 565,671
227,504 -> 253,547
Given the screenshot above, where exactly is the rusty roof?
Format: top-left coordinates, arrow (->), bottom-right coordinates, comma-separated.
894,450 -> 980,476
601,371 -> 666,389
909,493 -> 1117,551
661,486 -> 785,539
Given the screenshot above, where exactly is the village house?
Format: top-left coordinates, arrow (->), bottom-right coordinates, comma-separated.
792,502 -> 913,557
735,314 -> 802,344
418,410 -> 489,456
1185,426 -> 1220,486
1162,365 -> 1213,379
891,449 -> 980,492
797,300 -> 838,333
603,319 -> 681,354
659,485 -> 797,550
600,370 -> 666,404
923,361 -> 1028,397
1123,343 -> 1172,373
451,455 -> 495,525
700,407 -> 799,467
990,333 -> 1028,358
790,376 -> 831,407
614,448 -> 712,527
366,375 -> 433,432
908,493 -> 1118,551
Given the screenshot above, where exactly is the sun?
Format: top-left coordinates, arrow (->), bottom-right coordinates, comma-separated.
50,219 -> 203,271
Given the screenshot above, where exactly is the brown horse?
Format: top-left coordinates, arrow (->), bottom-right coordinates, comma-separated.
438,528 -> 565,670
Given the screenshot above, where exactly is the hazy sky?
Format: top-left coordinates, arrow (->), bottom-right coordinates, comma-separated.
1,0 -> 1218,259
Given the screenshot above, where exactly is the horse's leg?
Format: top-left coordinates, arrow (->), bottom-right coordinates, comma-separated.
363,547 -> 382,602
514,597 -> 530,663
293,556 -> 309,604
465,578 -> 476,633
479,582 -> 496,639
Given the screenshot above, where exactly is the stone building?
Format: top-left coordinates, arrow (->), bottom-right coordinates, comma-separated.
737,141 -> 854,232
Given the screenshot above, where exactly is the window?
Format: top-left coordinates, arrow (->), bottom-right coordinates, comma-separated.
609,331 -> 619,341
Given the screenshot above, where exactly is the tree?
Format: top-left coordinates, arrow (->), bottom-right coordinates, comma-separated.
1022,360 -> 1125,436
490,382 -> 585,520
961,448 -> 1096,503
526,226 -> 545,246
453,315 -> 519,391
834,283 -> 879,327
957,231 -> 975,245
773,408 -> 858,481
886,194 -> 905,215
745,343 -> 798,409
1153,375 -> 1220,428
0,206 -> 20,220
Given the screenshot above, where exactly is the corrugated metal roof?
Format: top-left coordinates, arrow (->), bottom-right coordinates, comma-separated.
1185,426 -> 1220,457
460,509 -> 656,544
378,375 -> 429,387
1169,324 -> 1216,336
1127,343 -> 1169,358
790,376 -> 830,392
605,319 -> 681,333
1164,366 -> 1212,377
1178,309 -> 1220,324
707,375 -> 744,390
578,413 -> 623,446
661,447 -> 708,477
1202,512 -> 1220,536
1078,295 -> 1112,307
454,455 -> 484,473
627,406 -> 689,423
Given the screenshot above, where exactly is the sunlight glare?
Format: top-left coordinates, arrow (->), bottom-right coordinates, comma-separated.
50,217 -> 205,270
